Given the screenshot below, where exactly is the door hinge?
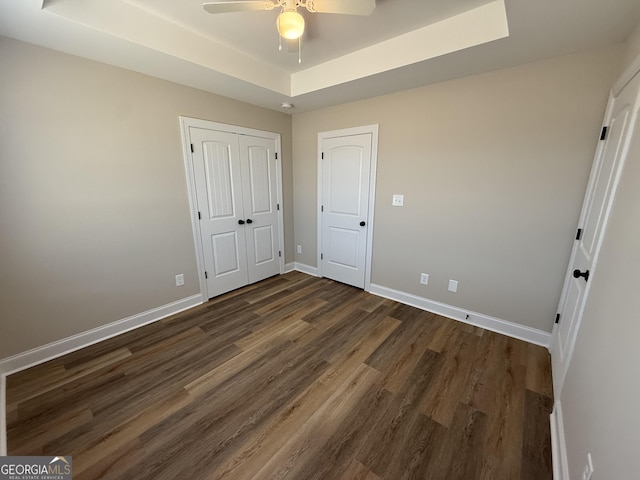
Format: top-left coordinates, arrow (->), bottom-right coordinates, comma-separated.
321,205 -> 324,212
204,271 -> 208,279
275,152 -> 278,160
321,152 -> 324,159
576,228 -> 583,240
277,203 -> 280,211
279,250 -> 282,257
198,211 -> 201,220
555,313 -> 561,324
600,126 -> 609,141
190,143 -> 194,153
321,253 -> 323,260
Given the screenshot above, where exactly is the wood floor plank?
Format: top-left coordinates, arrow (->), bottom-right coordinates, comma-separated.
294,382 -> 393,480
128,343 -> 330,479
6,273 -> 554,480
521,390 -> 554,480
421,330 -> 480,427
357,348 -> 444,477
378,315 -> 445,394
208,316 -> 397,480
339,459 -> 382,480
7,347 -> 131,406
72,390 -> 192,476
438,403 -> 488,480
249,364 -> 381,480
525,342 -> 554,397
478,362 -> 527,480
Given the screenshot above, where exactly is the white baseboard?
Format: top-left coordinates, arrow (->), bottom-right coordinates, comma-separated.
550,401 -> 569,480
368,283 -> 552,347
0,294 -> 203,376
284,262 -> 296,273
0,293 -> 203,456
294,262 -> 319,277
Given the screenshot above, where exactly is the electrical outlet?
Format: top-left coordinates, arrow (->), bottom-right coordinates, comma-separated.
448,279 -> 458,292
420,273 -> 429,285
297,245 -> 302,254
392,194 -> 404,206
582,453 -> 594,480
175,274 -> 184,287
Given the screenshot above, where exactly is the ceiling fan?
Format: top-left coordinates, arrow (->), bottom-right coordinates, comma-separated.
203,0 -> 376,41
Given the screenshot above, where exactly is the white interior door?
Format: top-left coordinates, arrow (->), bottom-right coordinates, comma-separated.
320,132 -> 373,289
551,70 -> 640,395
239,134 -> 281,284
190,127 -> 248,297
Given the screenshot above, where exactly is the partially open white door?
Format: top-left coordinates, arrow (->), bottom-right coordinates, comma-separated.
551,70 -> 640,395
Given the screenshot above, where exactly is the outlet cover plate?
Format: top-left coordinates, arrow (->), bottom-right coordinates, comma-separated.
448,279 -> 458,292
392,194 -> 404,206
420,273 -> 429,285
175,274 -> 185,286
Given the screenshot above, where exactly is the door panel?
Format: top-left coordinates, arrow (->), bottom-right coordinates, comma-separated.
204,143 -> 235,218
580,108 -> 630,259
239,135 -> 281,284
252,225 -> 275,265
329,147 -> 364,215
211,231 -> 242,276
552,71 -> 640,395
321,133 -> 372,288
327,227 -> 360,268
190,127 -> 249,297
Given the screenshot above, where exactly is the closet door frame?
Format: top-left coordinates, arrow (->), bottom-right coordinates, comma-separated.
179,116 -> 284,301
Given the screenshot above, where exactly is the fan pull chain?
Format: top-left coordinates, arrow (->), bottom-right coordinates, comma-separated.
279,34 -> 282,52
298,37 -> 302,64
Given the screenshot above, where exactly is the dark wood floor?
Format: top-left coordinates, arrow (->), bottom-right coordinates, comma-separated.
6,272 -> 553,479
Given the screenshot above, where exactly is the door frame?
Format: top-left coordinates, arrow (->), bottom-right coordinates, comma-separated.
179,116 -> 285,300
550,58 -> 640,395
317,124 -> 379,291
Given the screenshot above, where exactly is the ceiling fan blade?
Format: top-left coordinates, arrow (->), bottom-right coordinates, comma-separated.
203,1 -> 277,14
306,0 -> 375,15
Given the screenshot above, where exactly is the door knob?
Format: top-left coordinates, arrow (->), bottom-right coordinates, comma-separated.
573,269 -> 590,282
238,219 -> 245,225
360,221 -> 366,227
246,219 -> 253,224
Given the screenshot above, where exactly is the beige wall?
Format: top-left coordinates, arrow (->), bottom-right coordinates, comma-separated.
292,46 -> 621,332
0,37 -> 293,359
622,21 -> 640,70
560,30 -> 640,479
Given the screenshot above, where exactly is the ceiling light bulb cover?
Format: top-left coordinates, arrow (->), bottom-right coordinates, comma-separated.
277,10 -> 305,39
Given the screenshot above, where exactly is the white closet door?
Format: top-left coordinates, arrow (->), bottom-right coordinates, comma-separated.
239,134 -> 281,283
190,127 -> 248,297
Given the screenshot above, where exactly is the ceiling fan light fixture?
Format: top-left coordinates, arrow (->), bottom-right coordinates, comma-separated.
277,9 -> 305,40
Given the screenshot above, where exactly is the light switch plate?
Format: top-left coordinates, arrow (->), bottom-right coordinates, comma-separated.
392,194 -> 404,206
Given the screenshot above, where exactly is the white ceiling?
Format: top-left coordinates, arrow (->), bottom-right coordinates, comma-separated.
1,0 -> 639,113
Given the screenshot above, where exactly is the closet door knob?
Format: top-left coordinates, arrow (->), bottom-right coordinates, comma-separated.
573,269 -> 590,282
359,221 -> 366,227
238,219 -> 245,225
246,219 -> 253,224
